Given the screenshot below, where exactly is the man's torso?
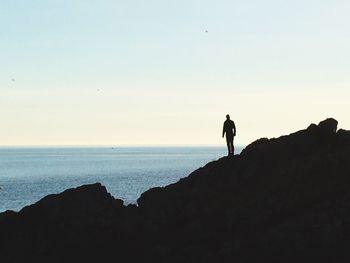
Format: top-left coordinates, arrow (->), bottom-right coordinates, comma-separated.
224,120 -> 235,136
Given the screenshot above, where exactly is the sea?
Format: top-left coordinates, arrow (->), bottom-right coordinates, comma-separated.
0,146 -> 242,213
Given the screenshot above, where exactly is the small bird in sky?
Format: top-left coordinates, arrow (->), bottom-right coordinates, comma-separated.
205,30 -> 208,33
11,78 -> 15,82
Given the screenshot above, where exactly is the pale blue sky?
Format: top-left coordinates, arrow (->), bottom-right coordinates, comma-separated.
1,1 -> 349,145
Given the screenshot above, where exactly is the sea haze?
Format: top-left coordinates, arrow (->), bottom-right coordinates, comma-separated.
0,146 -> 242,212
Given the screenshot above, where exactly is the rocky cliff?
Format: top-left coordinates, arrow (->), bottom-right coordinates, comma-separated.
1,118 -> 350,262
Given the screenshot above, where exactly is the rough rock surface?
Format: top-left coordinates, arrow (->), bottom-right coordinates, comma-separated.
1,118 -> 350,262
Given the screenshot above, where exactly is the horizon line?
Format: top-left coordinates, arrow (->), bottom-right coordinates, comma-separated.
0,144 -> 246,148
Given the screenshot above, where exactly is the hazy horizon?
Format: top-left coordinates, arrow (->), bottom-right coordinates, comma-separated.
0,144 -> 229,147
1,1 -> 349,146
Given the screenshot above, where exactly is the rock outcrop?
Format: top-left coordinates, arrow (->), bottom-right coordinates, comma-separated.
1,118 -> 350,262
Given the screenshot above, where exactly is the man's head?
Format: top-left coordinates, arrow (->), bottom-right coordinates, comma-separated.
226,114 -> 230,120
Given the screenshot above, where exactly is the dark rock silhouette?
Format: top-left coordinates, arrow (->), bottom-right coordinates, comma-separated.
1,118 -> 350,262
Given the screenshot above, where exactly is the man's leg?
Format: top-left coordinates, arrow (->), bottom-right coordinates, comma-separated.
229,141 -> 233,155
227,136 -> 233,155
226,137 -> 231,155
231,138 -> 235,155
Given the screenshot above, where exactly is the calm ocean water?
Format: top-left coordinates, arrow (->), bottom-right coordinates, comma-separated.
0,146 -> 241,212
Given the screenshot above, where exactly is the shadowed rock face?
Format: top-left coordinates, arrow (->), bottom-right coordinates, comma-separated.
1,118 -> 350,262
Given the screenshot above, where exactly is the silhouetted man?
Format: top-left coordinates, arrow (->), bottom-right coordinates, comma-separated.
222,114 -> 236,155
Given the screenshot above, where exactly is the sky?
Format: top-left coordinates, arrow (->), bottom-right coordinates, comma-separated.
0,0 -> 349,146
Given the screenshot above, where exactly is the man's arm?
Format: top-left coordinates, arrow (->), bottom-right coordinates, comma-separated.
233,121 -> 236,136
222,123 -> 226,138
